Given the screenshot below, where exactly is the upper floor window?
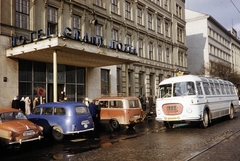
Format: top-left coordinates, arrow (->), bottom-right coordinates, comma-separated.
112,0 -> 118,14
101,69 -> 110,94
16,0 -> 29,29
95,0 -> 103,7
112,29 -> 118,42
165,21 -> 169,37
164,0 -> 169,11
157,18 -> 162,34
166,48 -> 170,63
148,13 -> 152,29
137,8 -> 142,25
96,24 -> 103,37
73,15 -> 81,30
125,1 -> 131,20
126,34 -> 131,45
158,45 -> 162,61
138,39 -> 143,57
48,6 -> 58,35
149,42 -> 153,60
177,26 -> 183,42
156,0 -> 160,5
176,4 -> 182,18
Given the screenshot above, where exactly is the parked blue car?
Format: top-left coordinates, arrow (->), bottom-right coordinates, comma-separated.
27,102 -> 94,141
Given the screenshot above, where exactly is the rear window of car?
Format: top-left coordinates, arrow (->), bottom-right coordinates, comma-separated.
129,100 -> 140,108
54,107 -> 66,115
42,107 -> 53,115
75,106 -> 88,114
0,112 -> 27,122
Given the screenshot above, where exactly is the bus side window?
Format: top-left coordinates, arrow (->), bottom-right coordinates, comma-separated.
196,82 -> 203,95
215,83 -> 221,95
210,83 -> 216,95
203,82 -> 211,95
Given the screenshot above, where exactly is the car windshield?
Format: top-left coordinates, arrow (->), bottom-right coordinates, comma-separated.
0,111 -> 27,122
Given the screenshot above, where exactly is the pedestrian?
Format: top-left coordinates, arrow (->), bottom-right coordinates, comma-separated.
25,96 -> 31,115
12,96 -> 20,109
89,100 -> 100,138
148,95 -> 154,112
33,96 -> 39,109
19,97 -> 25,113
142,95 -> 146,111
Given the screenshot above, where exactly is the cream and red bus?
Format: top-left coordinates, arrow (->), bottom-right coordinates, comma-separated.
155,75 -> 239,128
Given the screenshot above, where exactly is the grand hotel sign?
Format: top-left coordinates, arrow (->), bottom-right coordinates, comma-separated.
11,27 -> 137,55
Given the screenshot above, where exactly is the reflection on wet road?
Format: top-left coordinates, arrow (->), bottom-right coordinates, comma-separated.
1,116 -> 163,161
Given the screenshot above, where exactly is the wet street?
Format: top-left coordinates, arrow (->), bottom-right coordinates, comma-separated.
2,113 -> 240,161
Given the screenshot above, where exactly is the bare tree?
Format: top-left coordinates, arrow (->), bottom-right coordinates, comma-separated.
195,60 -> 240,87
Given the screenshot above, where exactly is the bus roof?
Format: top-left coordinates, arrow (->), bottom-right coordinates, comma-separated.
159,75 -> 233,85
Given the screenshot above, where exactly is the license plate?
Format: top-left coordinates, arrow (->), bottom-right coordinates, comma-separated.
164,116 -> 180,120
23,130 -> 35,136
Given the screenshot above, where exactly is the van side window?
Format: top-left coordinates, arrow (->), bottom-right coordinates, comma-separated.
129,100 -> 140,108
54,107 -> 66,115
99,101 -> 108,108
32,107 -> 41,115
42,107 -> 53,115
110,101 -> 123,108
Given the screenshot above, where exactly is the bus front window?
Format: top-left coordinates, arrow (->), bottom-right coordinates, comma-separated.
159,84 -> 172,98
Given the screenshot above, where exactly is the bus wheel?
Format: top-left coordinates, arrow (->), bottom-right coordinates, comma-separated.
229,106 -> 234,119
201,110 -> 209,128
110,119 -> 120,130
164,121 -> 173,129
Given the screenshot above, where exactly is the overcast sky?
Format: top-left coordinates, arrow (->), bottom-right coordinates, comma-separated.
186,0 -> 240,37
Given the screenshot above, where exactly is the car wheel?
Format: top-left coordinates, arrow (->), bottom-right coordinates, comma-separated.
164,121 -> 173,129
52,126 -> 64,141
200,110 -> 209,128
110,119 -> 120,130
229,106 -> 234,120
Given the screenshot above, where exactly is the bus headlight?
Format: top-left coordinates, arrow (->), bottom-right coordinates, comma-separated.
186,108 -> 192,113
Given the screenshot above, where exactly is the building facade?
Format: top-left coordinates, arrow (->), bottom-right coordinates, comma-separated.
0,0 -> 187,107
186,9 -> 240,76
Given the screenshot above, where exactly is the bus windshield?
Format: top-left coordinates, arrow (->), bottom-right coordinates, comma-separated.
159,81 -> 196,98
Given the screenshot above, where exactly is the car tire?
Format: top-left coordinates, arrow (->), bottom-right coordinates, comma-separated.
52,126 -> 64,141
110,119 -> 120,130
200,110 -> 209,128
229,106 -> 234,120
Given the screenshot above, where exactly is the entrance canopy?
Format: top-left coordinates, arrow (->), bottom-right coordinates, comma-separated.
6,37 -> 140,67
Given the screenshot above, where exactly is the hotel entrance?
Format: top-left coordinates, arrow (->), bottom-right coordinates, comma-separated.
47,84 -> 65,102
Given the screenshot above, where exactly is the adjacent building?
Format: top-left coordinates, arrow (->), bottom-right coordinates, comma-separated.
0,0 -> 187,107
186,9 -> 240,76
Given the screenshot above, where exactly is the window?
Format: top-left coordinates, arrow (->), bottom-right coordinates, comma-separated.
158,45 -> 162,61
42,107 -> 53,115
75,106 -> 88,114
138,39 -> 143,57
164,0 -> 169,10
16,0 -> 29,29
48,6 -> 58,35
177,26 -> 183,42
112,29 -> 118,42
101,69 -> 110,94
165,21 -> 169,37
148,13 -> 152,29
149,42 -> 153,60
125,1 -> 131,20
128,71 -> 133,95
95,0 -> 103,7
110,101 -> 123,108
203,82 -> 211,95
137,8 -> 142,25
129,100 -> 140,108
196,82 -> 203,95
32,108 -> 41,115
176,4 -> 182,18
149,74 -> 154,95
54,107 -> 66,115
178,51 -> 183,66
112,0 -> 118,14
126,34 -> 131,45
166,48 -> 170,63
73,15 -> 81,30
96,24 -> 103,37
157,18 -> 161,34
